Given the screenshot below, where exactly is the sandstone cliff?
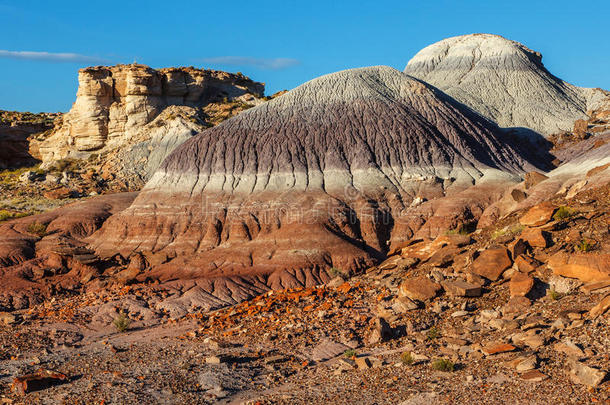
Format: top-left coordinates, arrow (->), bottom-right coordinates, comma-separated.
37,64 -> 265,164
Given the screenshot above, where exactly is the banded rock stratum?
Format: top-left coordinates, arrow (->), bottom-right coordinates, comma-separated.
88,66 -> 537,302
404,33 -> 610,136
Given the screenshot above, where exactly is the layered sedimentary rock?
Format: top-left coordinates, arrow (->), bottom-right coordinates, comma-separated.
0,193 -> 136,310
37,64 -> 265,163
97,105 -> 207,188
478,129 -> 610,228
404,34 -> 609,136
90,66 -> 536,297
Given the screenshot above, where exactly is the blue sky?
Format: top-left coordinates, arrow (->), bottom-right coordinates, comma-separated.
1,0 -> 608,112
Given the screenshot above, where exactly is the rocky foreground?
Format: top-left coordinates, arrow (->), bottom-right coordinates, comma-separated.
1,34 -> 609,404
0,183 -> 608,404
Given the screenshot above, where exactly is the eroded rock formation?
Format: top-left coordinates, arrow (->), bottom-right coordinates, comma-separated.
37,64 -> 265,163
88,66 -> 537,301
404,34 -> 609,136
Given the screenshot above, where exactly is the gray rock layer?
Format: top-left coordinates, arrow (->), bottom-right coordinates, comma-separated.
152,65 -> 531,196
404,33 -> 608,136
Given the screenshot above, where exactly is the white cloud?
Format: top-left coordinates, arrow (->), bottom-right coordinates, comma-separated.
0,49 -> 108,64
201,56 -> 300,70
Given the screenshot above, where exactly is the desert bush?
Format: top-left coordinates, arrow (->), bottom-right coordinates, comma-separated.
553,206 -> 576,221
400,352 -> 414,365
492,224 -> 523,240
113,313 -> 131,333
446,221 -> 476,235
431,358 -> 454,372
548,289 -> 561,301
27,222 -> 47,237
48,158 -> 79,173
576,239 -> 593,252
426,326 -> 440,341
328,267 -> 346,278
0,210 -> 13,222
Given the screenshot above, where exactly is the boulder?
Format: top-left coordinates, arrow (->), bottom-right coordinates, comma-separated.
509,272 -> 534,297
43,187 -> 73,200
508,238 -> 528,259
520,227 -> 550,248
482,342 -> 516,355
548,253 -> 610,282
519,203 -> 556,227
311,340 -> 350,362
471,248 -> 512,281
569,360 -> 607,387
520,370 -> 548,382
554,339 -> 585,358
114,267 -> 140,285
510,189 -> 527,202
548,275 -> 581,294
368,317 -> 393,344
0,312 -> 16,325
502,296 -> 531,314
427,246 -> 461,267
392,296 -> 420,313
513,255 -> 540,273
441,280 -> 482,297
588,294 -> 610,318
399,277 -> 441,301
11,369 -> 68,395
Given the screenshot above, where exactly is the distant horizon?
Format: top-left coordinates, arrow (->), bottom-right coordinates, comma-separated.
1,0 -> 609,113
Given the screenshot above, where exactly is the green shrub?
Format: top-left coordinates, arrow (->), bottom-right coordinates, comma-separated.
343,349 -> 357,358
0,211 -> 12,222
48,158 -> 79,173
492,224 -> 523,240
400,352 -> 414,365
426,326 -> 440,341
431,358 -> 454,372
113,313 -> 131,333
27,222 -> 47,237
0,209 -> 36,222
548,289 -> 561,301
14,212 -> 32,219
553,206 -> 575,221
576,239 -> 593,252
328,267 -> 345,278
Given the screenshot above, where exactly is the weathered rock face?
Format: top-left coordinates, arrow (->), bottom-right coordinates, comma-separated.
548,253 -> 610,283
97,105 -> 207,189
0,192 -> 137,310
89,66 -> 536,300
404,34 -> 609,136
0,111 -> 58,169
37,64 -> 265,162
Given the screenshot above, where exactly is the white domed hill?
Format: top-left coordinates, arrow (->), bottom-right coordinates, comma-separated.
404,34 -> 608,136
89,66 -> 538,306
